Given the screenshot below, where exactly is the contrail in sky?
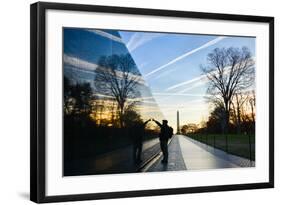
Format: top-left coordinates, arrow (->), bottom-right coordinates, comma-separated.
86,29 -> 123,43
144,36 -> 226,78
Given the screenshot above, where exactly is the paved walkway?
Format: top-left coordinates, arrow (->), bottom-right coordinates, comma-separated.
144,135 -> 254,172
145,135 -> 186,172
185,136 -> 255,168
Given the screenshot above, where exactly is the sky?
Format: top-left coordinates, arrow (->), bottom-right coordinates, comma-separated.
119,31 -> 256,129
64,28 -> 256,130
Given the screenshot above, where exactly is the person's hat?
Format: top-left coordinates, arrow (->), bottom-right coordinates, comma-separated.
163,120 -> 168,123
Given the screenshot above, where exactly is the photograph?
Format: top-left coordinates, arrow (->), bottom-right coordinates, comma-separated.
63,28 -> 256,176
30,2 -> 274,202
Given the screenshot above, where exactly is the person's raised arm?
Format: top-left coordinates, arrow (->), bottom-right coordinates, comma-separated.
152,119 -> 162,128
143,119 -> 150,126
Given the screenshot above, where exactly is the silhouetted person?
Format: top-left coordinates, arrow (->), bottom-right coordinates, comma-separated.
132,119 -> 150,164
152,119 -> 173,163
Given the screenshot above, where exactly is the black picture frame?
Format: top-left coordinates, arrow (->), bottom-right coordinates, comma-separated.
30,2 -> 274,203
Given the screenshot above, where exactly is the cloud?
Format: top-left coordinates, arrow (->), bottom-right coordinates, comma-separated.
166,63 -> 239,93
152,68 -> 176,80
177,80 -> 207,93
92,93 -> 115,99
144,36 -> 226,78
64,54 -> 99,71
86,29 -> 123,43
92,94 -> 158,105
167,61 -> 251,93
126,32 -> 165,52
166,75 -> 207,91
63,54 -> 146,85
152,92 -> 209,97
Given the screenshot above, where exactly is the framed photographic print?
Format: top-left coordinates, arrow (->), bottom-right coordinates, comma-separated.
30,2 -> 274,203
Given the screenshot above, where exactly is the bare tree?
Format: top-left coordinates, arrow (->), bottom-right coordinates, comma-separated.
232,92 -> 248,134
248,90 -> 256,122
202,47 -> 255,134
94,54 -> 141,128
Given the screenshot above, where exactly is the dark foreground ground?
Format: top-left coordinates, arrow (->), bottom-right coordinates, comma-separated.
64,135 -> 255,176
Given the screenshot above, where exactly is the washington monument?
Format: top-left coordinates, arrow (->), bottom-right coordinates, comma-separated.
177,110 -> 180,134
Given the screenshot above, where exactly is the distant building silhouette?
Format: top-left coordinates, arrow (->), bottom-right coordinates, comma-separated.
177,110 -> 180,134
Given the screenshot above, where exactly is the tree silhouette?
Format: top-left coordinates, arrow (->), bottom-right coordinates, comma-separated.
202,47 -> 255,134
231,92 -> 248,134
123,109 -> 142,128
94,54 -> 141,128
64,76 -> 72,114
248,90 -> 256,122
207,105 -> 226,133
181,124 -> 198,134
64,76 -> 94,116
